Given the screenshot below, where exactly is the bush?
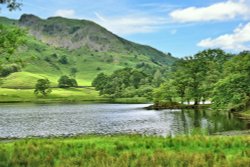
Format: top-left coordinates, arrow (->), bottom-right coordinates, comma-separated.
58,75 -> 78,88
0,64 -> 21,77
58,55 -> 68,64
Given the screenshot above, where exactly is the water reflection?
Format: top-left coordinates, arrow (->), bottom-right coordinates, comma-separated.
0,104 -> 248,138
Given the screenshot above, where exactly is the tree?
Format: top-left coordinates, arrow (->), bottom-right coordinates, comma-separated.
212,53 -> 250,111
34,79 -> 52,96
58,75 -> 78,88
153,80 -> 177,103
153,49 -> 231,105
0,24 -> 25,55
153,69 -> 163,87
0,0 -> 22,11
92,73 -> 109,95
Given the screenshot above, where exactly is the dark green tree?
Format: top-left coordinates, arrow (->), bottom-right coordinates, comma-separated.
58,75 -> 78,88
34,79 -> 52,96
92,73 -> 109,95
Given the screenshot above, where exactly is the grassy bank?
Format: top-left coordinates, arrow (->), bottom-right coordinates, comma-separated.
0,87 -> 107,103
0,135 -> 249,167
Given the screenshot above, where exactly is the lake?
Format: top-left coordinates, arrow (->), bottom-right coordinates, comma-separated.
0,103 -> 248,138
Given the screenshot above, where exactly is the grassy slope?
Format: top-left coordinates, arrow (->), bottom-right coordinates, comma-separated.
0,135 -> 249,167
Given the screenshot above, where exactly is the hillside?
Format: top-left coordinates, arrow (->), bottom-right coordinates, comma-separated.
0,14 -> 176,89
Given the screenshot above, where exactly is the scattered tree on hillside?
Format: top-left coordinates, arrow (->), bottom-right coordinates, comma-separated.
34,79 -> 52,96
58,55 -> 68,64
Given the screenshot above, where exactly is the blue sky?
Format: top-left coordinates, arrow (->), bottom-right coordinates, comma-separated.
1,0 -> 250,57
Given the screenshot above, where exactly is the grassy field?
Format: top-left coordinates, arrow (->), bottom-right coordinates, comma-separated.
0,135 -> 249,167
0,87 -> 107,103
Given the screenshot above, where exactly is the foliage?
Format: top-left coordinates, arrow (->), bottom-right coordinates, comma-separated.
153,80 -> 177,103
34,79 -> 51,96
212,53 -> 250,110
153,49 -> 250,112
0,0 -> 22,11
0,135 -> 249,167
0,24 -> 26,55
92,68 -> 154,98
58,55 -> 68,64
154,49 -> 234,106
58,75 -> 78,88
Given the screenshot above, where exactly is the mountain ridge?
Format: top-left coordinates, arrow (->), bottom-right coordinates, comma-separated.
17,14 -> 175,65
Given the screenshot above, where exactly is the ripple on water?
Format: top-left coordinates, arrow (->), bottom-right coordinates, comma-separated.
0,103 -> 247,138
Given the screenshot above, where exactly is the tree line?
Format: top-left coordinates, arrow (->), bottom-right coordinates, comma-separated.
92,68 -> 161,99
34,75 -> 78,96
154,49 -> 250,112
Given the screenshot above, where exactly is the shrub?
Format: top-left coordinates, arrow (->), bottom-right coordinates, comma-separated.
58,55 -> 68,64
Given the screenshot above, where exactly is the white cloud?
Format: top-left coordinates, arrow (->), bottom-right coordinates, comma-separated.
54,9 -> 76,18
94,12 -> 167,35
170,0 -> 250,23
197,22 -> 250,50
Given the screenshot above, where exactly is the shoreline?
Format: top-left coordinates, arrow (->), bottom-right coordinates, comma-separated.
1,129 -> 250,141
145,103 -> 210,110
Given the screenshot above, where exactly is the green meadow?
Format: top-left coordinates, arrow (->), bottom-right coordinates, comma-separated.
0,135 -> 249,167
0,87 -> 106,103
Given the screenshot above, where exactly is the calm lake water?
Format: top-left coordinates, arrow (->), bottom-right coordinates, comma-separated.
0,103 -> 248,138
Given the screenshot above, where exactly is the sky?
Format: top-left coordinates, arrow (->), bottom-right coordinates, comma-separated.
1,0 -> 250,57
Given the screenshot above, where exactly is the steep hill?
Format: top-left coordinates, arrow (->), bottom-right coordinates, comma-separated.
0,14 -> 176,88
